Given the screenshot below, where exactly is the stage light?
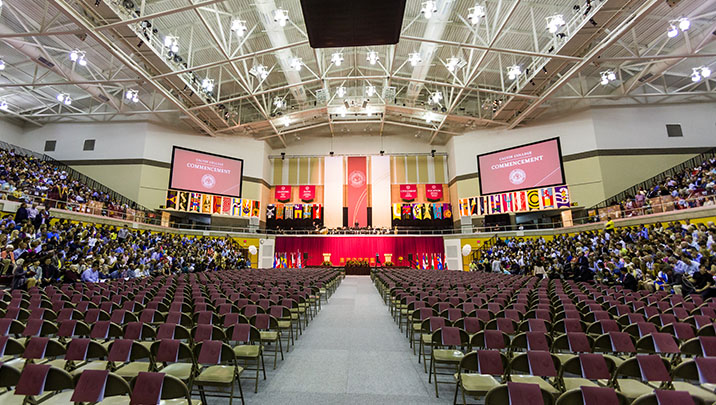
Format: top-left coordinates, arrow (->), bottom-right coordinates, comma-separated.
691,66 -> 711,82
336,86 -> 346,97
249,64 -> 269,80
701,66 -> 712,78
69,50 -> 87,66
600,70 -> 616,85
274,9 -> 289,27
273,96 -> 285,109
57,93 -> 71,105
201,78 -> 214,92
290,57 -> 302,71
467,4 -> 485,25
124,89 -> 139,103
428,91 -> 442,105
408,52 -> 422,67
692,69 -> 701,82
667,24 -> 678,38
421,1 -> 437,19
678,17 -> 690,31
0,101 -> 8,111
366,51 -> 379,65
445,57 -> 464,73
0,59 -> 5,71
546,15 -> 565,34
231,19 -> 247,36
507,65 -> 521,80
331,52 -> 344,67
366,85 -> 376,97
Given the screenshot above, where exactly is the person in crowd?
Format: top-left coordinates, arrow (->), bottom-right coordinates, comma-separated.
11,258 -> 27,290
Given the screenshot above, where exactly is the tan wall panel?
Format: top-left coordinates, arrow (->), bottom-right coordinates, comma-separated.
272,159 -> 284,186
434,155 -> 446,184
406,156 -> 418,183
287,158 -> 299,185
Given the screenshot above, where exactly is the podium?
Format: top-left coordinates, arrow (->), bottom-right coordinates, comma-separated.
384,254 -> 392,265
322,253 -> 331,266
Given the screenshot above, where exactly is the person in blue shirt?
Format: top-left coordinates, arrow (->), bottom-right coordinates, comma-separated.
81,265 -> 99,283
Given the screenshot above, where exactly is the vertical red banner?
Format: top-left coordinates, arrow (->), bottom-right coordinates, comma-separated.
346,157 -> 368,227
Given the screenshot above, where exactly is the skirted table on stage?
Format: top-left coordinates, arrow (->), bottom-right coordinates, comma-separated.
344,261 -> 371,275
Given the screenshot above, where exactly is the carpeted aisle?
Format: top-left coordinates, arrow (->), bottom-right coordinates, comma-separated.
243,275 -> 452,404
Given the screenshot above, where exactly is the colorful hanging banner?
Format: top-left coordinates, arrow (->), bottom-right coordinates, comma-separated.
458,185 -> 571,218
391,203 -> 453,221
266,204 -> 323,220
400,184 -> 418,201
275,185 -> 292,202
165,189 -> 260,218
425,184 -> 443,201
347,157 -> 368,227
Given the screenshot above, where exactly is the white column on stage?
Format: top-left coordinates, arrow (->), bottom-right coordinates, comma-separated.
323,156 -> 344,228
370,155 -> 391,228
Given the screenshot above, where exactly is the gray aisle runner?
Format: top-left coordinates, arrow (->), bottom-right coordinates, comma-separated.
244,276 -> 453,404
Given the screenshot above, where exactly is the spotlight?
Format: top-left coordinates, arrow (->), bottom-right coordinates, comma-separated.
546,15 -> 565,33
445,57 -> 464,73
249,64 -> 269,80
667,24 -> 678,38
336,86 -> 346,97
0,59 -> 5,71
0,101 -> 8,111
431,149 -> 436,157
331,52 -> 344,67
366,85 -> 376,97
408,52 -> 422,67
507,65 -> 521,80
273,96 -> 286,109
420,1 -> 437,19
428,91 -> 442,105
290,57 -> 302,71
124,89 -> 139,103
330,151 -> 334,156
467,4 -> 486,25
69,49 -> 87,66
273,9 -> 289,27
691,66 -> 712,82
366,51 -> 379,65
231,19 -> 248,36
163,36 -> 179,53
600,70 -> 616,85
201,78 -> 214,92
281,152 -> 285,160
678,17 -> 690,31
380,150 -> 385,155
57,93 -> 72,105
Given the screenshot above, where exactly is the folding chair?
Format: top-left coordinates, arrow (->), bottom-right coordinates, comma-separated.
555,387 -> 629,405
484,382 -> 555,405
670,358 -> 716,403
630,391 -> 706,405
613,355 -> 672,402
509,352 -> 561,398
151,339 -> 195,387
129,372 -> 200,404
429,327 -> 469,397
560,353 -> 616,391
192,341 -> 244,405
453,350 -> 508,404
226,323 -> 266,393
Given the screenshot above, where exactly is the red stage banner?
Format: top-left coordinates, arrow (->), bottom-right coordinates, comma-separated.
299,185 -> 315,202
347,157 -> 368,227
400,184 -> 418,201
275,185 -> 292,202
425,184 -> 443,201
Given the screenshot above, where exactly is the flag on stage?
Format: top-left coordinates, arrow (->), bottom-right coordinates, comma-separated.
443,253 -> 448,270
273,253 -> 278,269
422,254 -> 428,270
297,251 -> 302,269
437,254 -> 444,270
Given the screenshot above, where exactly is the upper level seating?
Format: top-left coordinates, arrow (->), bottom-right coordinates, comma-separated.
374,269 -> 716,404
0,268 -> 341,404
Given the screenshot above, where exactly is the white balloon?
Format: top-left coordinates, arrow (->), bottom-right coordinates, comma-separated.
248,245 -> 258,255
461,244 -> 472,257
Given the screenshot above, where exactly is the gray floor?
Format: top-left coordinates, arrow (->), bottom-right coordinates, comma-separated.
237,276 -> 454,405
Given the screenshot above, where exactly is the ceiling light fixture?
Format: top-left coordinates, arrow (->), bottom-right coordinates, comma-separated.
273,9 -> 289,27
678,17 -> 690,31
0,101 -> 8,111
691,66 -> 711,82
428,91 -> 443,105
445,57 -> 464,73
507,65 -> 521,80
331,52 -> 344,67
421,1 -> 437,19
467,4 -> 486,25
367,51 -> 379,65
273,96 -> 286,109
69,49 -> 87,66
599,70 -> 616,85
425,111 -> 435,123
231,19 -> 247,36
290,57 -> 302,71
282,116 -> 290,127
408,52 -> 422,67
667,17 -> 690,38
336,86 -> 346,97
124,89 -> 139,103
0,59 -> 5,71
249,64 -> 269,80
339,107 -> 347,117
163,36 -> 179,53
201,78 -> 214,92
546,15 -> 565,34
366,85 -> 376,97
56,93 -> 72,106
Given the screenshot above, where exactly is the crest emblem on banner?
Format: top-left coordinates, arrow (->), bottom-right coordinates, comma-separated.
348,170 -> 366,187
509,169 -> 526,185
201,174 -> 216,189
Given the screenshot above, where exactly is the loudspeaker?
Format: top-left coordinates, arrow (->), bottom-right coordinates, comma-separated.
408,254 -> 413,263
303,253 -> 308,261
342,207 -> 348,227
367,207 -> 372,227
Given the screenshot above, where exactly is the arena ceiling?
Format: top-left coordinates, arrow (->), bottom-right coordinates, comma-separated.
0,0 -> 714,147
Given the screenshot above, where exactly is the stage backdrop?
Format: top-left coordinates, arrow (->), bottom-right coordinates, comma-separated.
275,236 -> 444,266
